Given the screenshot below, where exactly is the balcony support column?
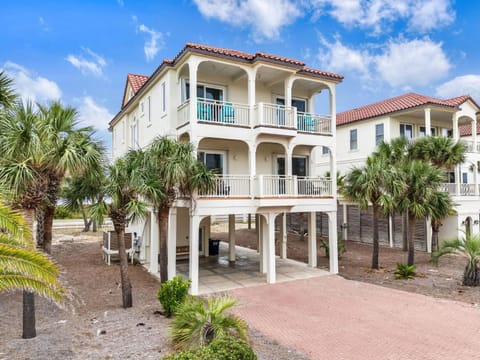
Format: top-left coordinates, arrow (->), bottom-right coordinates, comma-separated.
328,86 -> 337,197
188,59 -> 200,134
285,146 -> 293,177
261,213 -> 277,284
327,211 -> 338,274
308,212 -> 317,268
280,212 -> 287,259
342,203 -> 348,243
248,144 -> 256,198
284,76 -> 294,111
188,214 -> 200,295
426,218 -> 432,253
167,207 -> 177,280
228,214 -> 236,262
424,108 -> 431,136
453,112 -> 459,140
308,93 -> 316,114
247,69 -> 256,128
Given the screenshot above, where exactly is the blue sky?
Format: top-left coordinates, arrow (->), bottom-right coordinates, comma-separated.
2,0 -> 479,149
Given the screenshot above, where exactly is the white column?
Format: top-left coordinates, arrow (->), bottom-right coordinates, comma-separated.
188,60 -> 199,131
284,76 -> 294,109
453,112 -> 459,140
264,213 -> 276,284
285,146 -> 293,176
388,214 -> 393,248
149,210 -> 159,274
188,215 -> 200,295
249,144 -> 256,198
260,215 -> 267,274
308,212 -> 317,268
308,93 -> 316,114
327,211 -> 338,274
204,216 -> 211,257
342,204 -> 348,241
424,108 -> 431,136
248,69 -> 256,128
228,214 -> 236,262
474,164 -> 479,196
473,118 -> 478,152
256,214 -> 260,253
426,218 -> 432,253
280,212 -> 287,259
167,207 -> 177,280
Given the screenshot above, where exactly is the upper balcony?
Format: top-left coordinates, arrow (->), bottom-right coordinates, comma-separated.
177,98 -> 332,136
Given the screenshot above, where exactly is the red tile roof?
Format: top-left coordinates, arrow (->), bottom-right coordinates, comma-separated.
127,73 -> 149,94
337,92 -> 462,126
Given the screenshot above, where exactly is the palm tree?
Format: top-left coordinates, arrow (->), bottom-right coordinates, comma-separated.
429,191 -> 456,253
35,101 -> 104,254
91,150 -> 161,308
0,71 -> 16,109
170,295 -> 248,350
146,136 -> 214,283
433,232 -> 480,286
410,136 -> 466,170
0,201 -> 65,338
342,155 -> 403,269
397,160 -> 445,266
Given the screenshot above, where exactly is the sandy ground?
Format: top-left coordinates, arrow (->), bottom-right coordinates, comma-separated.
0,230 -> 307,360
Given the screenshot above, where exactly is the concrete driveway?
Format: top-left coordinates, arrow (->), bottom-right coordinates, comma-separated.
230,275 -> 480,360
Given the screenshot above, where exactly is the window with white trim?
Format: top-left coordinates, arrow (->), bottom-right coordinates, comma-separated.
161,82 -> 166,113
400,123 -> 413,139
147,96 -> 151,125
198,151 -> 226,174
375,123 -> 384,145
322,146 -> 330,155
419,126 -> 437,137
131,117 -> 139,149
350,129 -> 358,150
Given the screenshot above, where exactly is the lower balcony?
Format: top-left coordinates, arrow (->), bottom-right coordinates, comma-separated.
440,183 -> 479,196
198,175 -> 332,198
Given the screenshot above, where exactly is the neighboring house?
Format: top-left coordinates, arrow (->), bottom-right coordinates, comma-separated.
109,43 -> 343,294
317,92 -> 480,251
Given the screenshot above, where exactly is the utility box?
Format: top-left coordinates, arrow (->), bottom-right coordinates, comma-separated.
209,239 -> 220,256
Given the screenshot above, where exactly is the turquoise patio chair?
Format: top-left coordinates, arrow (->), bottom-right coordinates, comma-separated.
221,102 -> 235,123
197,101 -> 211,121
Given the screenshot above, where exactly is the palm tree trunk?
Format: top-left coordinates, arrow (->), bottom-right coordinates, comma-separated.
158,207 -> 169,284
407,214 -> 416,266
35,207 -> 44,248
22,291 -> 36,339
42,205 -> 55,254
115,226 -> 133,308
20,208 -> 37,339
431,220 -> 440,254
92,219 -> 97,232
372,205 -> 380,269
402,211 -> 408,251
80,202 -> 90,232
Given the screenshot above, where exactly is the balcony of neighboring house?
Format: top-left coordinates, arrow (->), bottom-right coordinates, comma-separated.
440,183 -> 479,197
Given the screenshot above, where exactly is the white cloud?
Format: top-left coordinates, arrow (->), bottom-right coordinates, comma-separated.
317,36 -> 372,76
117,0 -> 124,6
376,38 -> 451,88
436,75 -> 480,101
138,24 -> 164,61
193,0 -> 302,41
1,61 -> 61,103
309,0 -> 454,34
66,48 -> 106,77
38,16 -> 50,31
77,96 -> 114,130
409,0 -> 454,32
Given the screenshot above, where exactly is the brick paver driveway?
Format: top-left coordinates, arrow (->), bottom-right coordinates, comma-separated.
230,275 -> 480,360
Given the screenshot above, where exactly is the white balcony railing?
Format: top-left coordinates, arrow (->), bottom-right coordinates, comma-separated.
177,99 -> 250,127
297,112 -> 332,135
255,103 -> 296,129
461,140 -> 480,153
440,183 -> 477,196
199,175 -> 251,198
198,175 -> 333,198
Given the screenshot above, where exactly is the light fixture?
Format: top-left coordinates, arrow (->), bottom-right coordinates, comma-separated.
475,220 -> 479,225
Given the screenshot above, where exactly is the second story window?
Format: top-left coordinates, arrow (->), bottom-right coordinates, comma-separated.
350,129 -> 358,150
322,146 -> 330,155
400,123 -> 413,139
131,117 -> 139,149
161,82 -> 166,113
185,82 -> 223,101
375,123 -> 384,145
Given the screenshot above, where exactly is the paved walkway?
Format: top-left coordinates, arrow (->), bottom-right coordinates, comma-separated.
177,242 -> 330,294
230,275 -> 480,360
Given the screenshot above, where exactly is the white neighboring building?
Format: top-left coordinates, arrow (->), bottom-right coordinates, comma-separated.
317,92 -> 480,250
109,43 -> 343,294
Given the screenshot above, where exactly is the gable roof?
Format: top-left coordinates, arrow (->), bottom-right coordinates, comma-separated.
337,92 -> 472,126
121,73 -> 149,107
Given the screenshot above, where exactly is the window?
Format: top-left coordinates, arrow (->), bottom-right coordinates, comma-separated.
442,128 -> 453,137
448,172 -> 455,183
130,117 -> 139,149
276,156 -> 307,176
350,129 -> 358,150
161,82 -> 166,113
419,126 -> 437,137
276,97 -> 307,112
147,96 -> 151,124
140,101 -> 144,115
462,172 -> 468,184
185,82 -> 223,101
375,123 -> 384,145
400,124 -> 413,139
322,146 -> 330,155
198,151 -> 225,174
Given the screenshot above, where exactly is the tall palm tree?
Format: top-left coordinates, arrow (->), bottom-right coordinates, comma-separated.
429,191 -> 456,253
397,160 -> 445,266
342,155 -> 403,269
410,136 -> 466,169
170,295 -> 248,350
91,150 -> 161,308
36,101 -> 104,254
146,136 -> 214,283
0,71 -> 16,109
433,232 -> 480,286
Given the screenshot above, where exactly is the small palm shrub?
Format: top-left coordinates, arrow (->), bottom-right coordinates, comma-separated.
319,238 -> 346,259
162,336 -> 256,360
394,262 -> 416,279
157,276 -> 190,317
170,294 -> 248,350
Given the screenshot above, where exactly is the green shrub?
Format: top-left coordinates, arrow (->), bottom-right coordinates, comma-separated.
394,262 -> 416,279
162,337 -> 257,360
319,238 -> 346,259
54,205 -> 73,219
157,276 -> 190,317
